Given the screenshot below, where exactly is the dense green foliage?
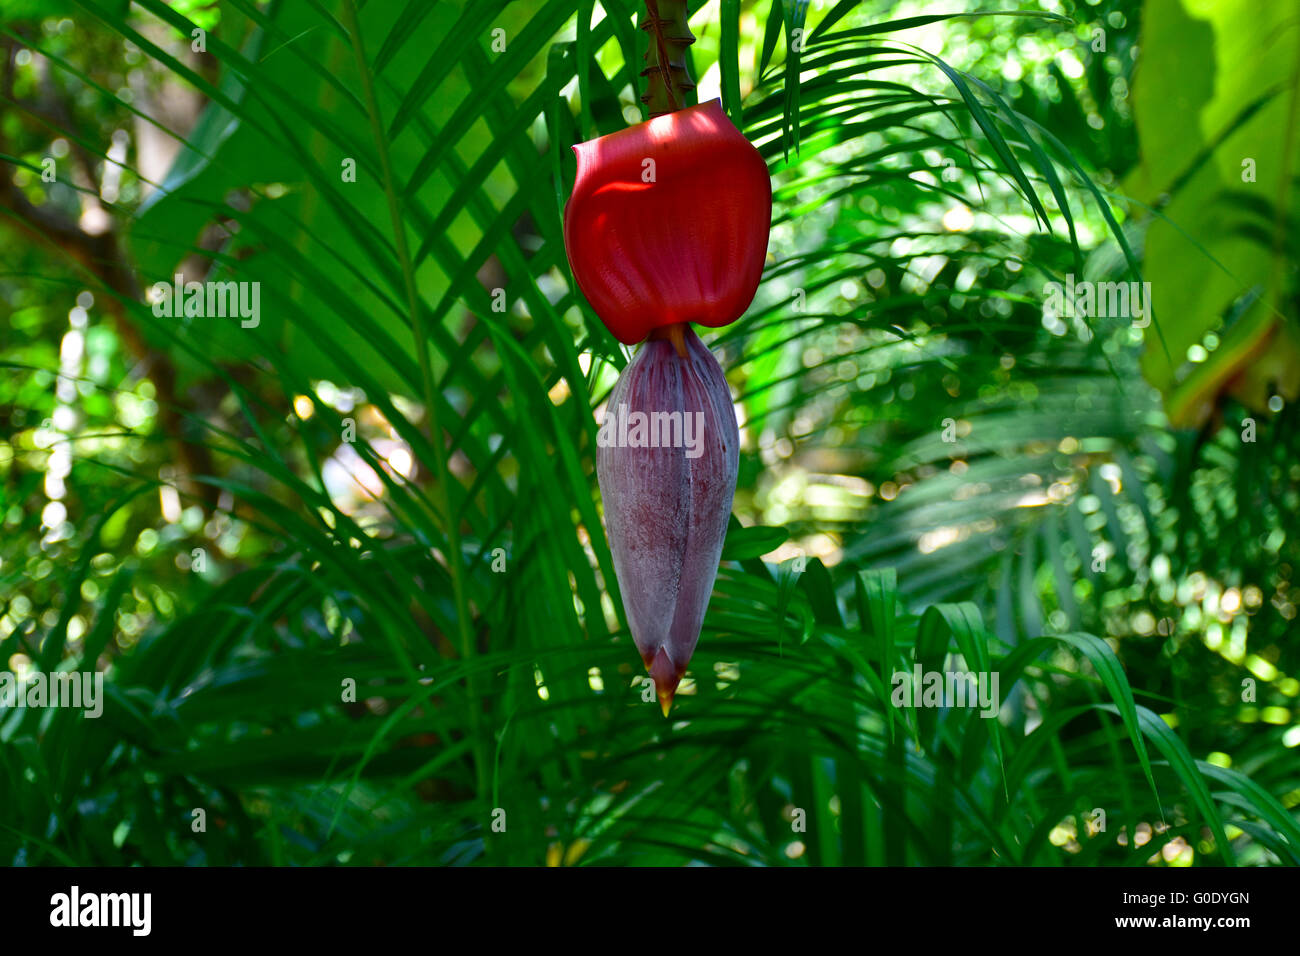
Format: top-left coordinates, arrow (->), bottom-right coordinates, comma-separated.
1,0 -> 1297,866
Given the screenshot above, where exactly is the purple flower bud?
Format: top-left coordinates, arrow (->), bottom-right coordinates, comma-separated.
596,324 -> 739,716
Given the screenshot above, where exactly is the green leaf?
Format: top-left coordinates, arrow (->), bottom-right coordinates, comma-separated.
719,0 -> 743,128
721,523 -> 789,560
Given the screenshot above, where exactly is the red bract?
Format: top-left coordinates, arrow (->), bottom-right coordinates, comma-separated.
563,99 -> 772,345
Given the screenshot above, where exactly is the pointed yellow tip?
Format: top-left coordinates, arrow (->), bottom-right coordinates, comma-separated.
645,646 -> 681,717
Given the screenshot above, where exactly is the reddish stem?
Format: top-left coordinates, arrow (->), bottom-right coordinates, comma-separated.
641,0 -> 696,119
650,322 -> 690,357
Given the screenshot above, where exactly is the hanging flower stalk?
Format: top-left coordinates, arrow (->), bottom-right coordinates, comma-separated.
563,1 -> 772,715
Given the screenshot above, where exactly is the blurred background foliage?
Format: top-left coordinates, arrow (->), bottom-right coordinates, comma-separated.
0,0 -> 1297,866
